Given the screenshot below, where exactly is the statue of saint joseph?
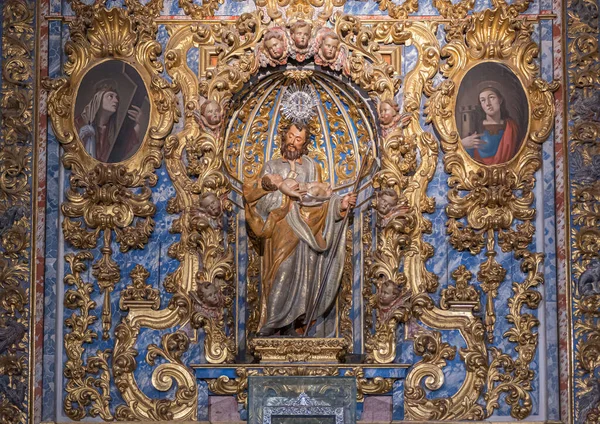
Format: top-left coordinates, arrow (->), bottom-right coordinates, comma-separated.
243,122 -> 356,337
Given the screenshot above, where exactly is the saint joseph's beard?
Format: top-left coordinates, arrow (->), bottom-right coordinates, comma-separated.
281,144 -> 304,161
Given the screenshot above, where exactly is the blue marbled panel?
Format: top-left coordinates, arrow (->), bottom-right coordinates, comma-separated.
540,16 -> 560,420
106,0 -> 125,8
344,1 -> 385,16
163,0 -> 185,16
392,379 -> 404,420
50,0 -> 62,14
198,380 -> 209,420
545,300 -> 560,418
474,0 -> 493,12
236,209 -> 248,355
42,18 -> 68,422
216,0 -> 257,16
61,0 -> 75,16
423,207 -> 449,304
415,0 -> 439,16
540,0 -> 553,12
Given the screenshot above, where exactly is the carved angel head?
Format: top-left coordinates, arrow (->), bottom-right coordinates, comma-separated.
313,28 -> 346,70
259,27 -> 288,67
194,99 -> 223,134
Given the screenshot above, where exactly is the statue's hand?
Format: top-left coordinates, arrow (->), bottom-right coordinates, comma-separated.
340,192 -> 357,212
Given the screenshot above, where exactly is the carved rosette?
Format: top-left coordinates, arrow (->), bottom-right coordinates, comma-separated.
425,5 -> 557,420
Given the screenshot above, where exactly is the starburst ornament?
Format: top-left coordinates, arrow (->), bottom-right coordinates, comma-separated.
280,85 -> 319,124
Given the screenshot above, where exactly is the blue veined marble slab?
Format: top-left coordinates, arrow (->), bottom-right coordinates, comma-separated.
474,0 -> 492,12
216,0 -> 257,16
392,378 -> 404,420
344,1 -> 385,16
198,380 -> 209,420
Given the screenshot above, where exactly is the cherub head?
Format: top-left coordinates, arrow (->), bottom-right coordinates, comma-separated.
196,281 -> 221,308
290,20 -> 312,50
194,99 -> 223,133
263,30 -> 287,61
319,32 -> 341,61
199,192 -> 222,219
200,100 -> 222,127
376,188 -> 399,217
378,99 -> 400,127
379,280 -> 401,307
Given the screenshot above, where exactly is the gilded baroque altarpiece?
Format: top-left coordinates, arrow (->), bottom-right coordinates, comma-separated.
2,0 -> 595,422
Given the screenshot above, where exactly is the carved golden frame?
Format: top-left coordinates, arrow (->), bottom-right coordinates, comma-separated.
46,4 -> 179,339
45,4 -> 187,421
47,8 -> 175,175
414,6 -> 558,421
45,2 -> 560,422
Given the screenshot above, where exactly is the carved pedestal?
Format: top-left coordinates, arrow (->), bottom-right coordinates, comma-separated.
249,338 -> 349,363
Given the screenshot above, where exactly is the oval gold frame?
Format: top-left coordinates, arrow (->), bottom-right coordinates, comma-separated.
47,7 -> 177,182
70,58 -> 152,165
451,60 -> 531,168
430,8 -> 556,178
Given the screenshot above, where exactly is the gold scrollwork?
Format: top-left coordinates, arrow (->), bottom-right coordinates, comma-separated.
344,367 -> 394,401
249,338 -> 349,362
207,368 -> 259,405
179,0 -> 225,19
165,13 -> 419,372
374,0 -> 419,20
0,0 -> 34,422
255,0 -> 347,25
63,252 -> 113,421
46,5 -> 182,420
425,6 -> 557,419
366,20 -> 441,365
206,366 -> 394,406
113,315 -> 197,421
484,250 -> 544,419
567,0 -> 600,421
46,6 -> 178,343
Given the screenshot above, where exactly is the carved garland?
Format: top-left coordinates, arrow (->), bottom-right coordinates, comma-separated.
427,5 -> 557,420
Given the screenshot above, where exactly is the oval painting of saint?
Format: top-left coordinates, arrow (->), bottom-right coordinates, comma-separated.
74,60 -> 150,163
455,62 -> 529,165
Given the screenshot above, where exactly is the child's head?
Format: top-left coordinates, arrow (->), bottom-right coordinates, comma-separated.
379,280 -> 401,306
290,20 -> 312,49
261,173 -> 283,191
